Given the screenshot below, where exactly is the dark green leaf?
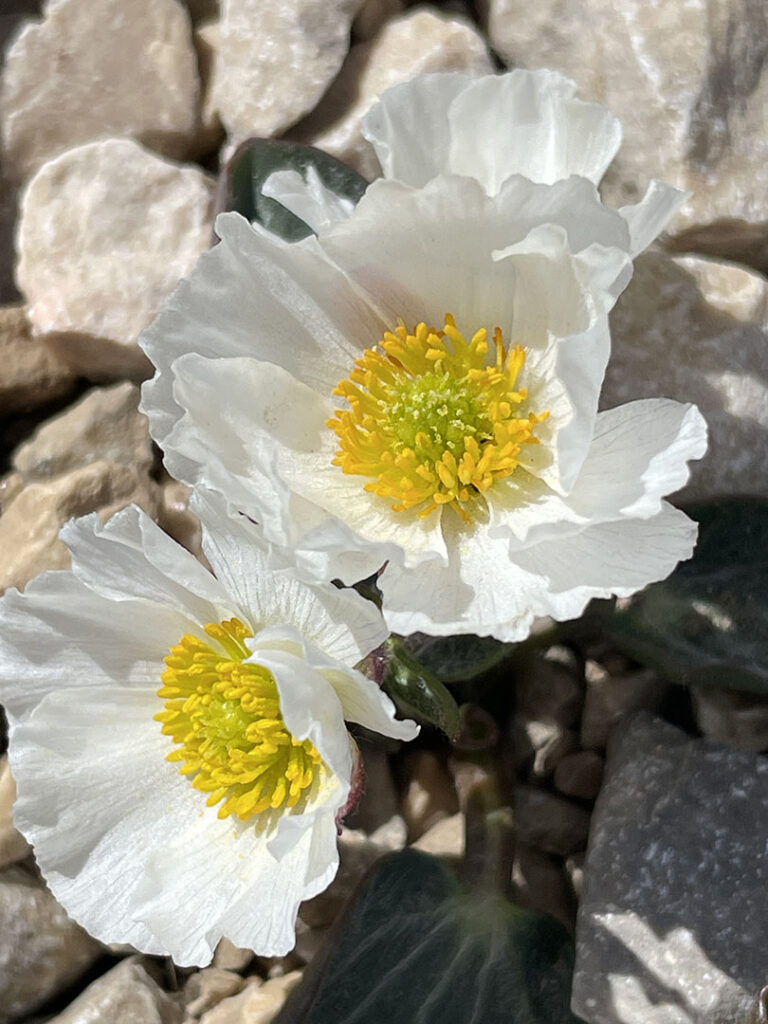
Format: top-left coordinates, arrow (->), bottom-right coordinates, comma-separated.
589,500 -> 768,694
405,633 -> 516,683
382,637 -> 461,739
275,849 -> 579,1024
218,138 -> 368,242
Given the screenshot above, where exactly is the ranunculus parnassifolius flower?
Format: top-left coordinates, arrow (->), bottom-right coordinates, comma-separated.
0,491 -> 416,966
140,69 -> 707,641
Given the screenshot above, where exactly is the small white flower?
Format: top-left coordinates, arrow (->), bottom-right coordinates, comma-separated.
140,70 -> 707,641
0,491 -> 416,966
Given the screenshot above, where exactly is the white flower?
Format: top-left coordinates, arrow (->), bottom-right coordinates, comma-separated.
140,69 -> 707,641
0,491 -> 416,966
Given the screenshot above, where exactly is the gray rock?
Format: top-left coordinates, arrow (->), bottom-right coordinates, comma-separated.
604,252 -> 768,503
13,383 -> 153,481
513,785 -> 591,857
1,0 -> 199,182
573,713 -> 768,1024
510,842 -> 577,933
0,863 -> 103,1024
515,646 -> 584,730
691,687 -> 768,754
515,721 -> 580,781
481,0 -> 768,260
48,958 -> 183,1024
580,660 -> 668,751
553,751 -> 605,802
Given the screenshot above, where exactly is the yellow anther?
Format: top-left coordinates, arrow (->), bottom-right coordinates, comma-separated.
328,315 -> 548,521
156,618 -> 325,824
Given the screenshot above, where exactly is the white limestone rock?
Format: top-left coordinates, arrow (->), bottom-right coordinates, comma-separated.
1,0 -> 199,182
48,958 -> 183,1024
13,383 -> 153,482
16,138 -> 213,380
0,757 -> 30,871
352,0 -> 405,41
573,713 -> 768,1024
292,8 -> 494,180
210,0 -> 365,141
481,0 -> 768,256
198,972 -> 302,1024
0,460 -> 160,594
0,864 -> 103,1022
0,304 -> 77,414
603,252 -> 768,503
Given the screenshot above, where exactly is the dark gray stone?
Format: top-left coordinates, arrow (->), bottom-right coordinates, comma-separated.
573,713 -> 768,1024
513,785 -> 591,858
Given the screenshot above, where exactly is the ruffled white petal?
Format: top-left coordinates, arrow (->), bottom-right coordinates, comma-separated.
262,166 -> 356,234
61,507 -> 235,625
379,519 -> 545,641
168,354 -> 446,577
247,624 -> 418,743
513,502 -> 699,613
380,500 -> 699,639
362,70 -> 622,194
362,72 -> 475,187
140,211 -> 386,485
567,400 -> 708,521
619,180 -> 689,257
7,633 -> 356,965
0,574 -> 192,722
193,488 -> 388,666
448,71 -> 622,192
485,398 -> 707,548
320,175 -> 627,351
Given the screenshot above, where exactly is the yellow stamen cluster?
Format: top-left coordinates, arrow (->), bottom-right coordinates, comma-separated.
328,315 -> 549,522
156,618 -> 324,823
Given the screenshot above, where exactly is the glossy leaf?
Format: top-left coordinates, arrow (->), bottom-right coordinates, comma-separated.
589,500 -> 768,694
275,849 -> 580,1024
218,138 -> 368,242
382,637 -> 461,739
405,633 -> 515,684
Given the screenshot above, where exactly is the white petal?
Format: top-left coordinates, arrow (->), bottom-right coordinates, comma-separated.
381,501 -> 698,640
319,665 -> 420,742
0,574 -> 189,722
249,624 -> 418,743
567,400 -> 708,520
61,507 -> 235,624
194,489 -> 388,665
619,180 -> 689,256
140,211 -> 385,483
361,72 -> 476,186
12,676 -> 347,965
545,316 -> 613,494
379,517 -> 546,641
320,175 -> 617,348
513,502 -> 699,614
170,354 -> 445,577
485,400 -> 707,549
362,71 -> 622,194
262,166 -> 356,234
448,70 -> 622,192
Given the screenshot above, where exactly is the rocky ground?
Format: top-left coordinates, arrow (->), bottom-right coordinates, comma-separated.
0,1 -> 767,1022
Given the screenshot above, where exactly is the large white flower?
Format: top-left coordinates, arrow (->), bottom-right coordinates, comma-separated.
0,491 -> 416,966
140,70 -> 707,641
